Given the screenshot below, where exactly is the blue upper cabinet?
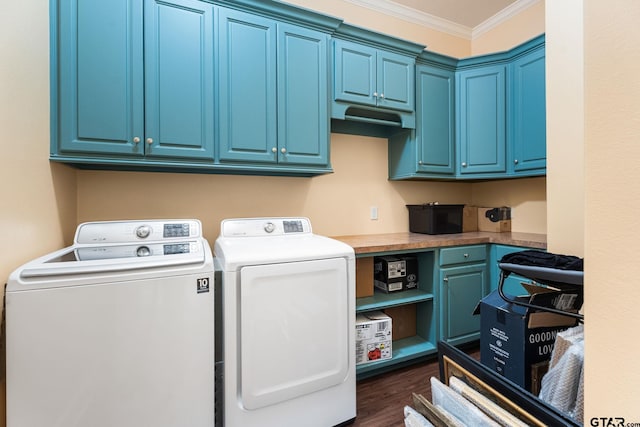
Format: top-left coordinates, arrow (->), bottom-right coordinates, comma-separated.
415,63 -> 456,175
56,0 -> 144,157
54,0 -> 214,161
143,0 -> 215,160
378,50 -> 417,113
218,9 -> 330,169
509,42 -> 546,174
334,40 -> 377,107
388,59 -> 455,180
456,64 -> 507,176
334,40 -> 414,113
217,10 -> 277,164
331,24 -> 423,129
51,0 -> 340,175
390,35 -> 545,181
277,24 -> 330,166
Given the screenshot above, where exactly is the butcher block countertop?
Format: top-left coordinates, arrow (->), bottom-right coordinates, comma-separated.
331,232 -> 547,255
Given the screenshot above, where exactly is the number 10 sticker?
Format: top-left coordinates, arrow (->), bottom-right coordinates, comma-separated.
197,277 -> 210,293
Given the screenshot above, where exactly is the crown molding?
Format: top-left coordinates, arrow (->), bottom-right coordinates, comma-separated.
472,0 -> 541,39
341,0 -> 541,41
342,0 -> 472,39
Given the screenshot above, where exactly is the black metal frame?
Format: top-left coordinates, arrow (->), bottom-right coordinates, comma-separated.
497,262 -> 584,322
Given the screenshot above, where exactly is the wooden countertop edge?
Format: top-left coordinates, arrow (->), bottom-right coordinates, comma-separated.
330,231 -> 546,255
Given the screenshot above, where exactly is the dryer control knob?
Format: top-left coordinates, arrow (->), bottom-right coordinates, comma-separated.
136,225 -> 151,239
264,222 -> 275,233
136,246 -> 151,257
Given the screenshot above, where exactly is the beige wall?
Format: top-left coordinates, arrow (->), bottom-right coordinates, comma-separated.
472,1 -> 545,55
77,135 -> 471,241
0,2 -> 77,285
581,0 -> 640,419
0,1 -> 77,423
546,1 -> 585,257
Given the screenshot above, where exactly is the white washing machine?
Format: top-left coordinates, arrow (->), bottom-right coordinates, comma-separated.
6,219 -> 215,427
214,217 -> 356,427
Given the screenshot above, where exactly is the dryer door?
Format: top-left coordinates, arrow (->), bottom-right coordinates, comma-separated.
239,257 -> 349,410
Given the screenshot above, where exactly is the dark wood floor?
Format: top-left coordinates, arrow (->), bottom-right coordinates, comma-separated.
349,346 -> 480,427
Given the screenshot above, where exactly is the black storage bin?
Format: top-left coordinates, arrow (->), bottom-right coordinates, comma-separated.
406,204 -> 464,234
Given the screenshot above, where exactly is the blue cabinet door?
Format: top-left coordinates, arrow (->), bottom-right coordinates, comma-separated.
333,39 -> 377,107
511,47 -> 546,173
218,9 -> 277,164
57,0 -> 144,156
56,0 -> 214,161
333,39 -> 414,112
144,0 -> 215,160
457,65 -> 507,175
415,64 -> 455,175
377,50 -> 415,112
439,264 -> 486,346
277,24 -> 329,166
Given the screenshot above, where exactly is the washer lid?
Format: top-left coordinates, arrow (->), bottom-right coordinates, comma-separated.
10,239 -> 211,287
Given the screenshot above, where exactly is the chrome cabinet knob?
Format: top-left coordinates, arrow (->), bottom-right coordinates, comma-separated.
464,253 -> 469,258
133,137 -> 141,144
271,147 -> 277,153
379,93 -> 384,99
443,277 -> 449,282
462,162 -> 467,167
514,159 -> 519,164
281,148 -> 286,154
373,92 -> 378,98
418,160 -> 423,165
146,138 -> 153,145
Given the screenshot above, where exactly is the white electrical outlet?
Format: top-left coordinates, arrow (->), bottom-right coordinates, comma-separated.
370,206 -> 378,220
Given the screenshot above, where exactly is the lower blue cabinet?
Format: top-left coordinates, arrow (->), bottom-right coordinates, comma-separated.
439,263 -> 487,346
438,245 -> 487,346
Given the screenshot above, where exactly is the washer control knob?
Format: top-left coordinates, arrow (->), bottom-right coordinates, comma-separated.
136,225 -> 151,239
136,246 -> 151,257
264,222 -> 275,233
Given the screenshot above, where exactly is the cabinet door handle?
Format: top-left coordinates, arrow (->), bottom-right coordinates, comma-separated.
379,93 -> 384,99
418,160 -> 423,165
133,137 -> 140,144
373,92 -> 378,98
443,277 -> 448,283
281,147 -> 286,154
271,147 -> 277,153
461,162 -> 467,167
464,253 -> 469,258
514,159 -> 519,164
146,138 -> 153,145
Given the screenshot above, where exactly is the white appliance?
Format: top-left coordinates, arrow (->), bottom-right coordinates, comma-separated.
214,217 -> 356,427
6,219 -> 215,427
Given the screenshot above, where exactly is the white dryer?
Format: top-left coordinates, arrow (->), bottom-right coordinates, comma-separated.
6,219 -> 215,427
214,217 -> 356,427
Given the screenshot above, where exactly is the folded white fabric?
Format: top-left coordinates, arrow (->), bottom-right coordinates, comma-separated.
403,405 -> 434,427
431,377 -> 500,427
449,376 -> 529,427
